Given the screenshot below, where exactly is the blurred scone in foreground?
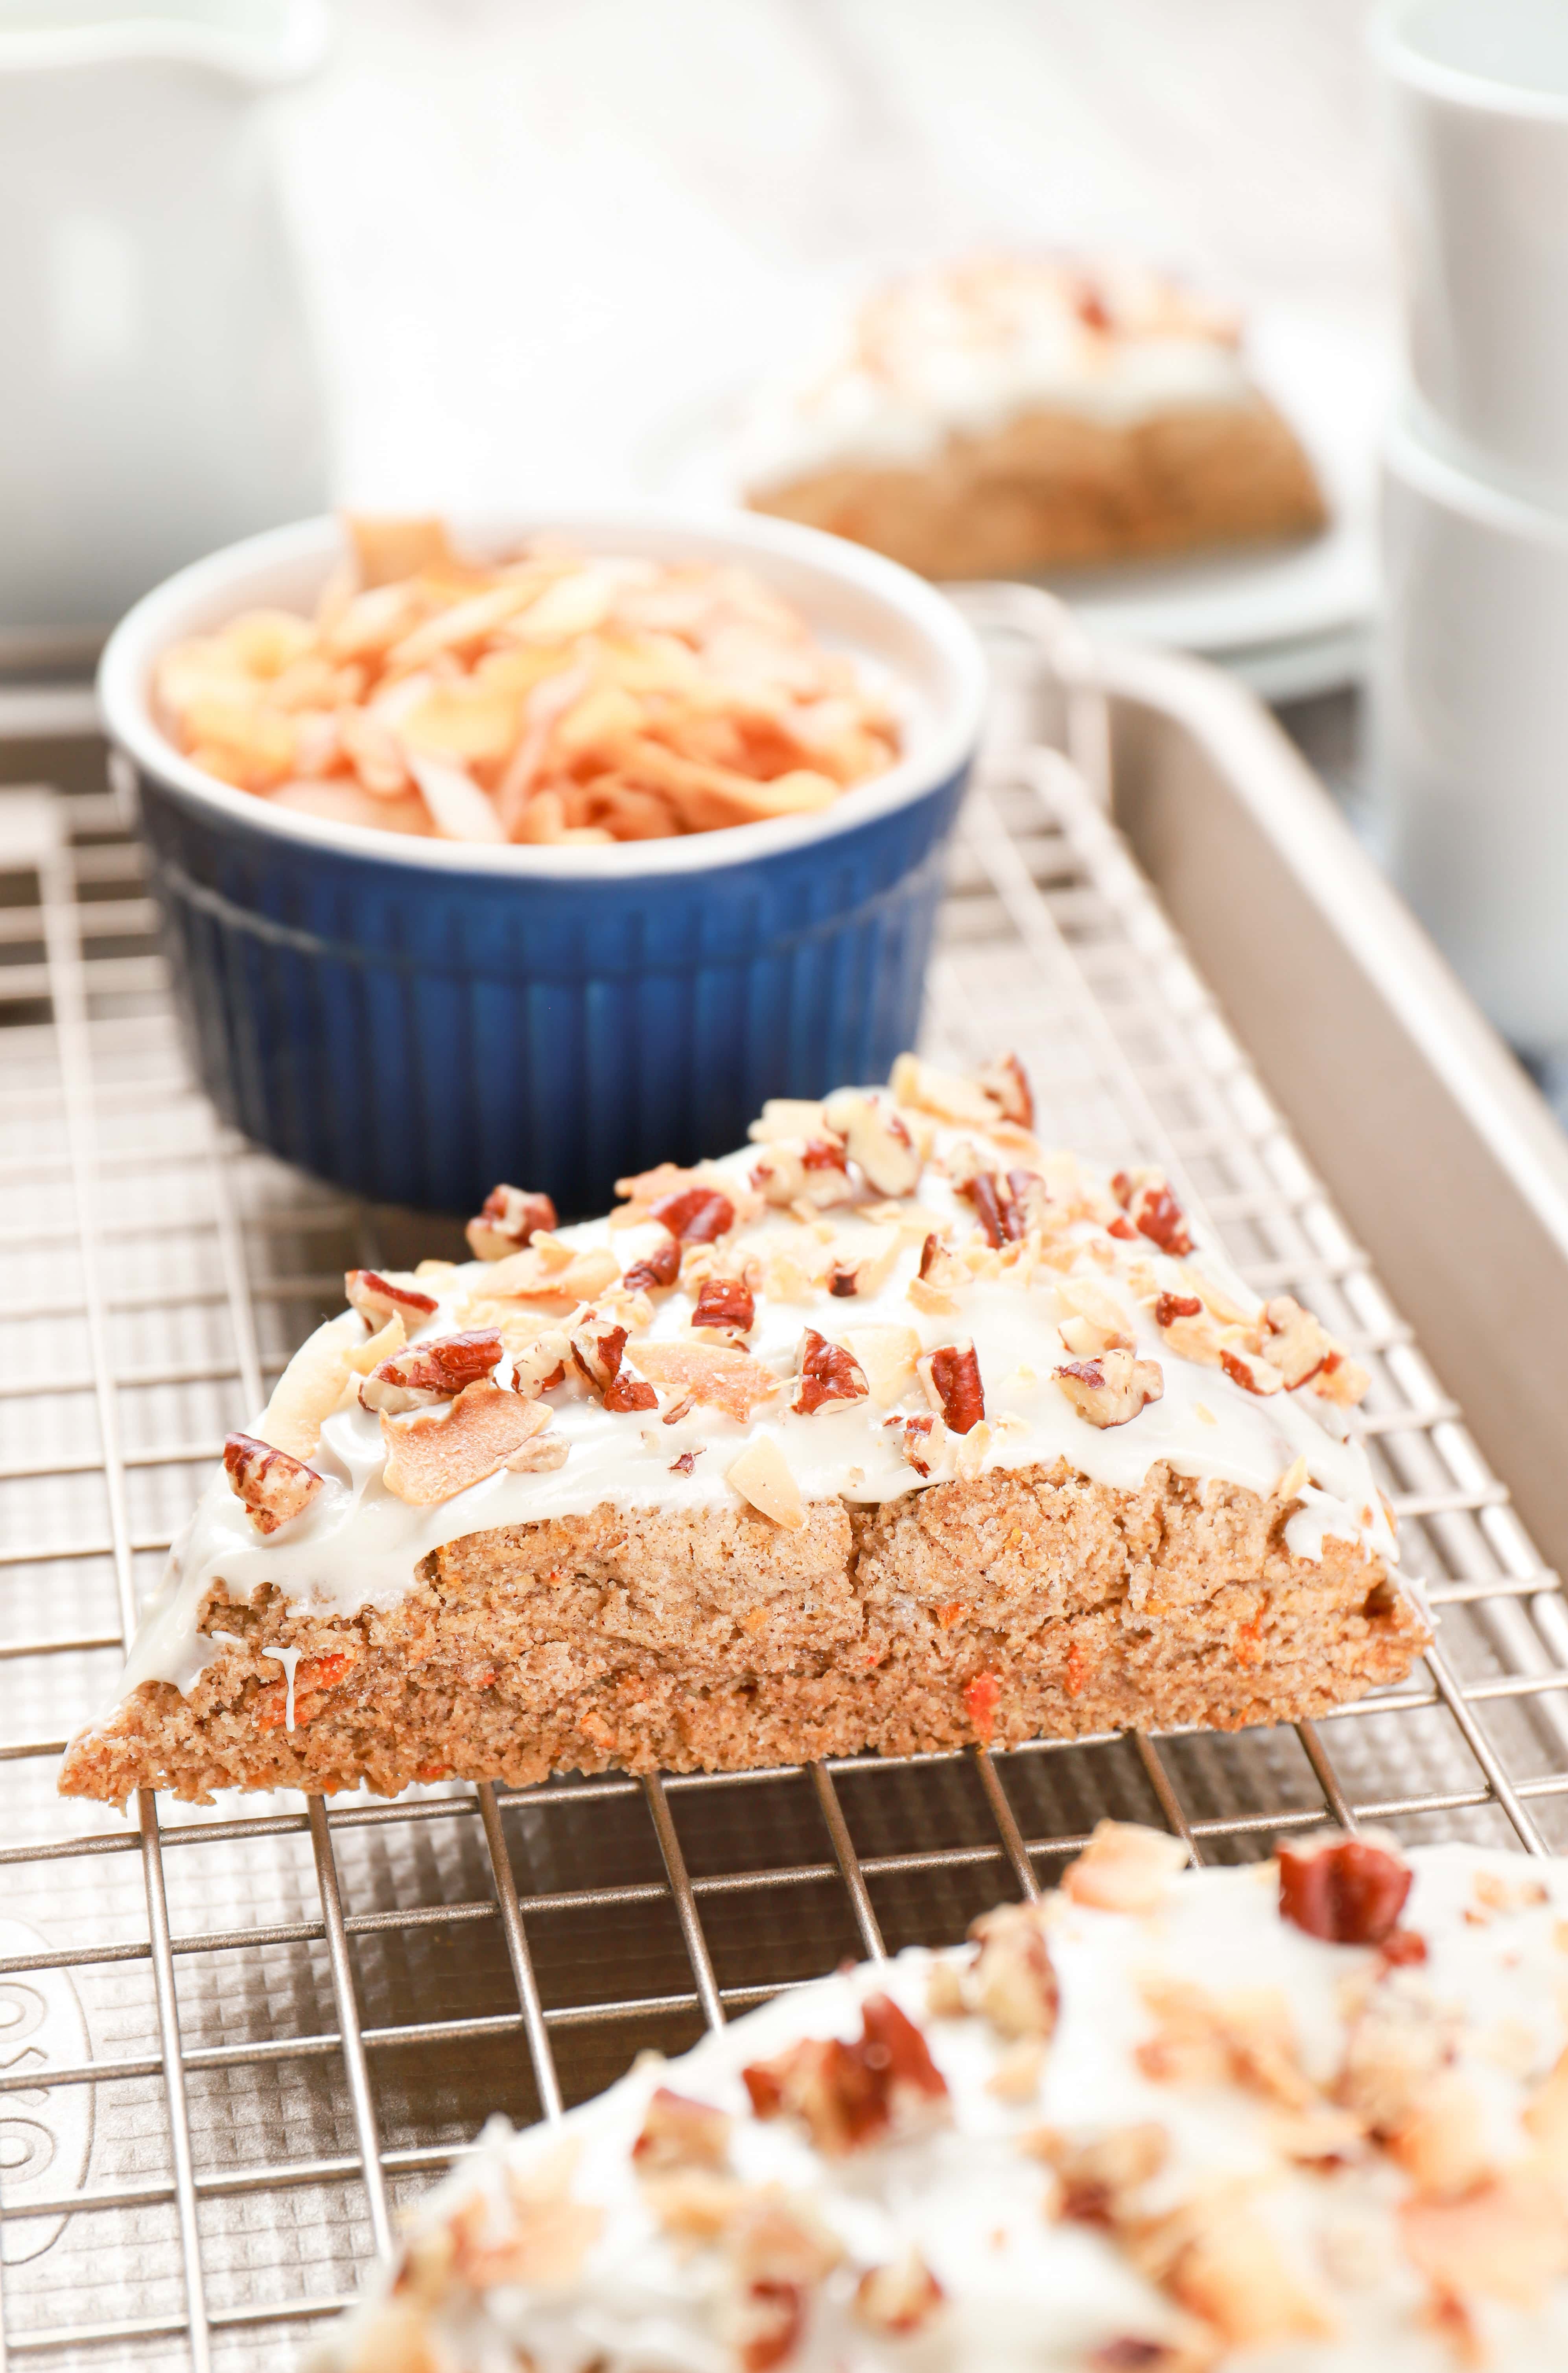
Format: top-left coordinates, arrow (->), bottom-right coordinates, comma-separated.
741,253 -> 1327,580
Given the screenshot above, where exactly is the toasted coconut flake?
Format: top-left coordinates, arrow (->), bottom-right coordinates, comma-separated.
223,1432 -> 323,1537
257,1309 -> 363,1459
380,1380 -> 556,1506
485,1244 -> 620,1304
1063,1821 -> 1189,1912
839,1324 -> 920,1407
726,1437 -> 805,1531
822,1087 -> 923,1196
888,1052 -> 998,1128
344,1310 -> 406,1376
1400,2168 -> 1568,2310
635,1339 -> 779,1421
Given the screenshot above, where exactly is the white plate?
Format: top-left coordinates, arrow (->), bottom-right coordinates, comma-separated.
634,303 -> 1391,684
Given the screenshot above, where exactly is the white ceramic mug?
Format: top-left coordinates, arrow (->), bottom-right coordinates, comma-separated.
0,2 -> 332,648
1372,0 -> 1568,500
1376,411 -> 1568,1052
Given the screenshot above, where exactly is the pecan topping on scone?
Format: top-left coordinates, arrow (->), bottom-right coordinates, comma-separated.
792,1329 -> 870,1415
465,1184 -> 558,1262
692,1275 -> 756,1343
223,1432 -> 324,1536
359,1328 -> 504,1413
1054,1349 -> 1163,1428
742,1993 -> 948,2155
345,1267 -> 439,1326
823,1087 -> 924,1197
1111,1168 -> 1194,1257
1277,1830 -> 1412,1946
920,1340 -> 985,1434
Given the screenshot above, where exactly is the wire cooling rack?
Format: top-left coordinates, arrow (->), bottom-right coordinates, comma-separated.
4,601 -> 1568,2371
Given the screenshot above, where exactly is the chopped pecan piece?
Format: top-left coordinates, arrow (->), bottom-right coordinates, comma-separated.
1155,1292 -> 1201,1326
1220,1344 -> 1285,1397
823,1087 -> 923,1197
1308,1346 -> 1371,1407
359,1328 -> 504,1413
919,1232 -> 965,1286
345,1267 -> 439,1326
1088,2338 -> 1212,2373
742,1992 -> 948,2156
650,1185 -> 734,1243
223,1432 -> 324,1536
1063,1821 -> 1189,1912
570,1318 -> 658,1411
619,1235 -> 681,1294
724,2278 -> 803,2373
465,1184 -> 558,1261
1039,2122 -> 1168,2228
792,1328 -> 870,1415
1277,1829 -> 1412,1945
978,1049 -> 1035,1128
1054,1349 -> 1163,1428
380,1379 -> 558,1505
751,1138 -> 854,1210
854,2251 -> 945,2335
692,1275 -> 755,1341
884,1411 -> 948,1478
963,1171 -> 1014,1248
967,1901 -> 1059,2039
1110,1170 -> 1194,1257
920,1339 -> 985,1434
508,1326 -> 569,1398
632,2087 -> 731,2173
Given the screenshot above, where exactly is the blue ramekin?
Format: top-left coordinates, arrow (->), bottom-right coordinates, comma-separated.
98,508 -> 987,1218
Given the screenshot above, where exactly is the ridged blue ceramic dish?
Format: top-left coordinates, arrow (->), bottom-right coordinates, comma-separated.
98,508 -> 987,1217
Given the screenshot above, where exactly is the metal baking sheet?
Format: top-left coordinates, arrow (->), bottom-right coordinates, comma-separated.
2,600 -> 1567,2371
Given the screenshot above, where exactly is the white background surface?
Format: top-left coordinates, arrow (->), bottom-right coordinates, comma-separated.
268,0 -> 1398,523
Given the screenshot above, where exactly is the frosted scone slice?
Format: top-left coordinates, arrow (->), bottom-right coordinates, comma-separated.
739,252 -> 1327,580
310,1835 -> 1568,2371
58,1054 -> 1422,1806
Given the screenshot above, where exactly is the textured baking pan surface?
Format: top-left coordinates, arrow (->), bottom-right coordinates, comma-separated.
2,608 -> 1566,2370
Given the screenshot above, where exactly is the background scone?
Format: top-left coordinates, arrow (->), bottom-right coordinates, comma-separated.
59,1056 -> 1421,1806
741,252 -> 1327,580
312,1829 -> 1568,2371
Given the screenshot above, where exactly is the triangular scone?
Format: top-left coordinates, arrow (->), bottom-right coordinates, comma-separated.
313,1834 -> 1568,2373
59,1054 -> 1423,1806
740,252 -> 1327,580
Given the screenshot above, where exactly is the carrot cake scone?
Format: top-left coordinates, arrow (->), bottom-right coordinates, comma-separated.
58,1054 -> 1422,1806
312,1829 -> 1568,2370
741,254 -> 1327,580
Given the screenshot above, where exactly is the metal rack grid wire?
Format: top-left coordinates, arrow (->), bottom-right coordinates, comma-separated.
2,597 -> 1568,2372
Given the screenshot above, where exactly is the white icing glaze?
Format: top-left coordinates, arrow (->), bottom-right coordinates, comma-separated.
309,1844 -> 1568,2372
92,1087 -> 1397,1719
736,254 -> 1254,494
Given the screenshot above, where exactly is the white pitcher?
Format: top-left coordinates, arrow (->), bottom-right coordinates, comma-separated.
0,1 -> 331,651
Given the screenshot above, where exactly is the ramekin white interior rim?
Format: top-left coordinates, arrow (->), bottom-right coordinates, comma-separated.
98,505 -> 989,881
